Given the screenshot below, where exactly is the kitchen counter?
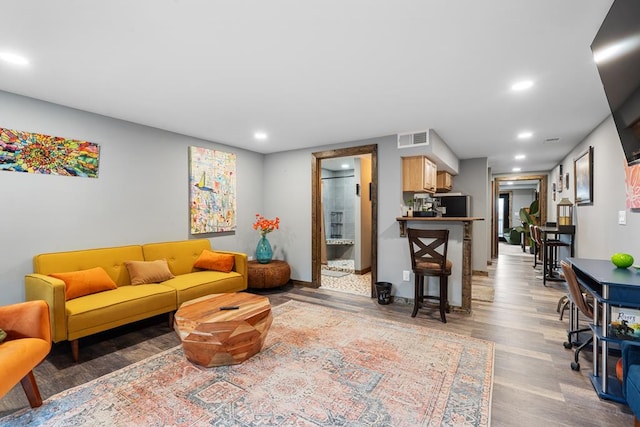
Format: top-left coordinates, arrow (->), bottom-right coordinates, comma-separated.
396,216 -> 484,237
396,216 -> 485,313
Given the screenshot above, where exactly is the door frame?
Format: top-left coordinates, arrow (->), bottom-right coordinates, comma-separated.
492,174 -> 547,258
311,144 -> 378,297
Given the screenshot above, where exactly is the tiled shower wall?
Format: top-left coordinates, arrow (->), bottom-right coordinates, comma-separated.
322,169 -> 355,261
322,169 -> 355,240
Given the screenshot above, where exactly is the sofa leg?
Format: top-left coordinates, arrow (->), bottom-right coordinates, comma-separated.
71,339 -> 79,362
20,371 -> 43,408
168,311 -> 174,329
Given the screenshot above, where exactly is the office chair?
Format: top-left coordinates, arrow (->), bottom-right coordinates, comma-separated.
561,260 -> 595,371
407,228 -> 451,323
621,341 -> 640,426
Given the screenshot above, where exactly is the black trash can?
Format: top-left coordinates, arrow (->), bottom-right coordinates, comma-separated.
375,282 -> 392,305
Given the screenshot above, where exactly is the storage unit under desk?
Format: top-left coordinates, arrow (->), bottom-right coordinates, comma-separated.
568,258 -> 640,403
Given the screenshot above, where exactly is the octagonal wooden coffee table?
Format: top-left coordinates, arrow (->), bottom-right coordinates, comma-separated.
174,292 -> 273,367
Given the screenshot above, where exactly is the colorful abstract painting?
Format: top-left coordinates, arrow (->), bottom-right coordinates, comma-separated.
624,160 -> 640,209
0,127 -> 99,178
189,146 -> 236,234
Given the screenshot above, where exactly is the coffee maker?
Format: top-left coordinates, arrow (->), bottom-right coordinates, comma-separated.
412,194 -> 438,217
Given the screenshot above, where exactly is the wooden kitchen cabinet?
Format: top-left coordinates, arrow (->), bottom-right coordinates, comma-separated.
436,171 -> 453,192
402,156 -> 437,193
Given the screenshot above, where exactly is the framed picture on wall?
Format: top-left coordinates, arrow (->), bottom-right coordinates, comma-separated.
574,146 -> 593,205
558,165 -> 563,192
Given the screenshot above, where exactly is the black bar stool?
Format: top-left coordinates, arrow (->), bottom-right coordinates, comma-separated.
407,228 -> 452,323
540,227 -> 571,286
530,225 -> 542,269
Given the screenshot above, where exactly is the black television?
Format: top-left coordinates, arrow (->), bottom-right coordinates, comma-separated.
591,0 -> 640,166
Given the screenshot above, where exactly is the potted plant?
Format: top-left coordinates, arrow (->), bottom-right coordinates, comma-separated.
405,198 -> 414,217
517,200 -> 539,252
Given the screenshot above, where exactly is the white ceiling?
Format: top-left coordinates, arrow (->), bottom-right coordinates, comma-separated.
0,1 -> 615,174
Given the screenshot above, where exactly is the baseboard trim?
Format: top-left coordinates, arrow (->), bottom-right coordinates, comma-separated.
355,267 -> 371,275
473,270 -> 489,277
291,279 -> 316,288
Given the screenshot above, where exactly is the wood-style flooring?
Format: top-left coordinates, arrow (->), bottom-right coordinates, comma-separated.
1,243 -> 635,425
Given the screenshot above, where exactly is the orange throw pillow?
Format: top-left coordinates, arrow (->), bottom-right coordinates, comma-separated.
50,267 -> 117,300
194,250 -> 235,273
125,259 -> 175,285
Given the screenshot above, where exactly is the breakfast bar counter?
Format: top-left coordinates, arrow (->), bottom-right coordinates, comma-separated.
396,216 -> 485,313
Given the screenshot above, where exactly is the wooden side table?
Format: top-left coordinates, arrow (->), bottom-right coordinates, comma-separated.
247,260 -> 291,289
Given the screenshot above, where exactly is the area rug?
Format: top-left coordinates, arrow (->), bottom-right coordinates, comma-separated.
0,301 -> 494,426
472,285 -> 495,303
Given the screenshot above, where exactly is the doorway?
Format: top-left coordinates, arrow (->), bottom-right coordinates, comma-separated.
312,145 -> 378,297
492,175 -> 547,258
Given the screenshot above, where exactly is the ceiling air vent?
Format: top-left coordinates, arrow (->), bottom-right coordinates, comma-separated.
543,137 -> 561,144
397,130 -> 430,149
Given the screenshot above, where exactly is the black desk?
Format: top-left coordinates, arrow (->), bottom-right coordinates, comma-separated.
539,226 -> 575,285
568,258 -> 640,403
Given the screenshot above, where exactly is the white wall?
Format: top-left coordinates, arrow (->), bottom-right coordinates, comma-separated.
0,91 -> 265,305
454,158 -> 490,271
510,189 -> 536,227
430,129 -> 460,174
555,116 -> 639,259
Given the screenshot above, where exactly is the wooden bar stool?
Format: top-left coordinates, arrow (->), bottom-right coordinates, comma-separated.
407,228 -> 452,323
530,225 -> 543,269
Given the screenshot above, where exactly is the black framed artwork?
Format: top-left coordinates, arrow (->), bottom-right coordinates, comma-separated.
558,164 -> 563,192
574,146 -> 593,205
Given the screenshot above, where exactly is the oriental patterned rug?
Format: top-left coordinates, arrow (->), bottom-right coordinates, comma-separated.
1,301 -> 494,426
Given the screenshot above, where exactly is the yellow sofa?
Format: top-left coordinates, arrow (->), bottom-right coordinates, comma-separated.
25,239 -> 247,361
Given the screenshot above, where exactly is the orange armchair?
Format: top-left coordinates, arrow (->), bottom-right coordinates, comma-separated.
0,300 -> 51,408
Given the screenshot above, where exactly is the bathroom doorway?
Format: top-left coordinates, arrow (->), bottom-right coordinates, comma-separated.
311,145 -> 377,297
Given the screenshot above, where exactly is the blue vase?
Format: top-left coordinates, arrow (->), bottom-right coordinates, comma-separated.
255,235 -> 273,264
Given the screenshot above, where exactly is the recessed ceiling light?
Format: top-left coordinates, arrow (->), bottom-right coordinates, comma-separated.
506,181 -> 514,185
511,80 -> 533,91
517,131 -> 533,139
514,154 -> 526,160
254,132 -> 267,140
512,167 -> 522,172
341,164 -> 349,169
0,51 -> 29,66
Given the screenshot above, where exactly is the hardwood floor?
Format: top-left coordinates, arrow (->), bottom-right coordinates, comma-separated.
1,243 -> 635,425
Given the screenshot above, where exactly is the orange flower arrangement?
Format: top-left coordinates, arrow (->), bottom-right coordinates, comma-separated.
253,214 -> 280,237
